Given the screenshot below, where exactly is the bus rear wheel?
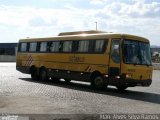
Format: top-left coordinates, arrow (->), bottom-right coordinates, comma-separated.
39,68 -> 49,81
31,67 -> 39,80
91,76 -> 106,90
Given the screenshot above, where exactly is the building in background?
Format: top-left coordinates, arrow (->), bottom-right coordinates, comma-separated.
151,47 -> 160,55
151,46 -> 160,63
0,43 -> 17,62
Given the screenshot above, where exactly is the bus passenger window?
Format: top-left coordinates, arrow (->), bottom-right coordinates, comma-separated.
50,42 -> 60,52
95,40 -> 105,53
78,40 -> 89,52
40,42 -> 47,52
111,40 -> 120,63
20,43 -> 27,52
63,41 -> 72,52
29,42 -> 37,52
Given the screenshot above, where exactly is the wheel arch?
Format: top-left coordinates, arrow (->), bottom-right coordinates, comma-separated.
90,71 -> 102,81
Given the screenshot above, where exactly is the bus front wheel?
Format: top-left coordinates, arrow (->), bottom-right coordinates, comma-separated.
91,76 -> 106,90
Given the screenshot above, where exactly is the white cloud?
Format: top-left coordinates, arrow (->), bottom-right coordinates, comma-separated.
0,0 -> 159,45
90,0 -> 108,5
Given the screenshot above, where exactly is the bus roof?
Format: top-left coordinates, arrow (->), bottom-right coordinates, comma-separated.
58,30 -> 107,36
19,30 -> 149,43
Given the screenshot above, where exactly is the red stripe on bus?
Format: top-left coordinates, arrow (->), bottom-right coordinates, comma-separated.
27,56 -> 33,66
85,66 -> 90,72
25,55 -> 32,66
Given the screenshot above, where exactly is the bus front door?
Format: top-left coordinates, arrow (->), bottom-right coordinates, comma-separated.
108,39 -> 121,85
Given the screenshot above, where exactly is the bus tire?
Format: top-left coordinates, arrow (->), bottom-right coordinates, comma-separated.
116,86 -> 128,91
30,67 -> 39,80
91,76 -> 105,90
39,68 -> 49,81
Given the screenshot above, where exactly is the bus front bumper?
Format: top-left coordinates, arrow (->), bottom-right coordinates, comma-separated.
125,79 -> 152,87
108,76 -> 152,87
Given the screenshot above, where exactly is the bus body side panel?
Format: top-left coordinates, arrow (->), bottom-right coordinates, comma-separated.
37,53 -> 109,82
16,33 -> 153,88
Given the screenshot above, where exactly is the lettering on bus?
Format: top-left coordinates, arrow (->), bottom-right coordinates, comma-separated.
128,69 -> 136,72
69,56 -> 85,63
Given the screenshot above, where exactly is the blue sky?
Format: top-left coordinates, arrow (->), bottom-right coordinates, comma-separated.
0,0 -> 160,45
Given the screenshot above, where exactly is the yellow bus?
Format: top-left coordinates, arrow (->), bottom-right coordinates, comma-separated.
16,30 -> 152,90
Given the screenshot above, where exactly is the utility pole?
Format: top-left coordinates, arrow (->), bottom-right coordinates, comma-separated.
95,21 -> 98,31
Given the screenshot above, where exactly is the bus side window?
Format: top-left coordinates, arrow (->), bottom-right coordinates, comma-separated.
78,40 -> 89,53
63,41 -> 73,52
40,42 -> 47,52
20,43 -> 27,52
50,41 -> 60,52
95,40 -> 106,53
29,42 -> 37,52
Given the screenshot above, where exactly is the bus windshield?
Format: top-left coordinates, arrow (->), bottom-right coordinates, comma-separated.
123,40 -> 151,65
